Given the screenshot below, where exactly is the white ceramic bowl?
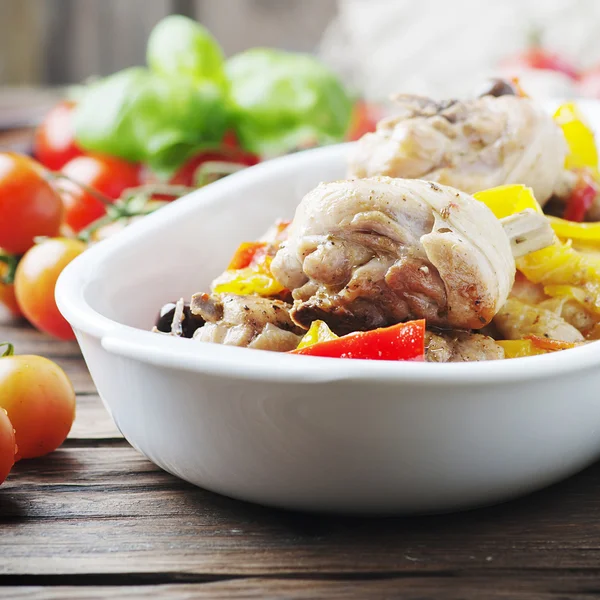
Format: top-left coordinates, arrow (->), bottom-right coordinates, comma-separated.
57,140 -> 600,515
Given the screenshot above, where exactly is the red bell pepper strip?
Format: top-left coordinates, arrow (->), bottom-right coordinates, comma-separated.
291,320 -> 425,361
563,172 -> 599,222
227,242 -> 268,270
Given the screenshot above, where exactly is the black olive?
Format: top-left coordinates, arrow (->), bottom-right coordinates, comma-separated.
155,302 -> 205,338
155,303 -> 177,333
478,78 -> 517,98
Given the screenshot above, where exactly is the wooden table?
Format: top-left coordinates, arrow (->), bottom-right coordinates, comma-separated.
3,313 -> 600,600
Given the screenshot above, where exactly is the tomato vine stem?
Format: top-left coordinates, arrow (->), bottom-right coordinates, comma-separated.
0,252 -> 20,285
0,343 -> 14,357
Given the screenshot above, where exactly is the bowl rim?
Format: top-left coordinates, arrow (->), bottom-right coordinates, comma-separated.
56,142 -> 600,386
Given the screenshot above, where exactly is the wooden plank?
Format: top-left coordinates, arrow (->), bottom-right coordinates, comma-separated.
1,315 -> 95,393
4,444 -> 600,576
69,394 -> 122,440
1,320 -> 82,358
50,356 -> 95,394
5,576 -> 600,600
1,317 -> 118,437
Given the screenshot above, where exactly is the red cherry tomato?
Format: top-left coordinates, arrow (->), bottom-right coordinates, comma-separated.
0,153 -> 64,255
578,66 -> 600,98
14,238 -> 86,340
58,155 -> 141,233
0,346 -> 75,460
33,100 -> 84,170
0,407 -> 16,483
501,47 -> 579,80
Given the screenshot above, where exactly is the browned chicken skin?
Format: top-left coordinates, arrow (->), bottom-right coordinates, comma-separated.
190,293 -> 303,352
348,94 -> 568,206
425,330 -> 504,362
271,177 -> 516,335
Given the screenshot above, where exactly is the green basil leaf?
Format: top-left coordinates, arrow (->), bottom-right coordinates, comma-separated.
147,15 -> 226,89
226,48 -> 353,156
74,67 -> 229,177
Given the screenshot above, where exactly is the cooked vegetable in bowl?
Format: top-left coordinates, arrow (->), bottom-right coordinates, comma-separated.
153,81 -> 600,362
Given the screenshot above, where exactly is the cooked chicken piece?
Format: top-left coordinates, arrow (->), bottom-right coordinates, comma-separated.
190,293 -> 303,352
509,274 -> 548,305
272,177 -> 522,334
508,274 -> 597,334
493,297 -> 584,342
553,298 -> 597,333
425,330 -> 504,362
348,94 -> 568,206
258,219 -> 291,244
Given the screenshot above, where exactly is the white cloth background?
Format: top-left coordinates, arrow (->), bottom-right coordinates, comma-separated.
319,0 -> 600,100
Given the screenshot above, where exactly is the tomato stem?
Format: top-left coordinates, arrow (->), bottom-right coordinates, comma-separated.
120,183 -> 197,199
0,252 -> 20,285
74,171 -> 242,243
0,343 -> 14,357
49,172 -> 114,207
76,197 -> 170,243
194,162 -> 247,187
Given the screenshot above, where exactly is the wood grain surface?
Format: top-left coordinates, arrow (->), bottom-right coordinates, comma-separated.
3,312 -> 600,599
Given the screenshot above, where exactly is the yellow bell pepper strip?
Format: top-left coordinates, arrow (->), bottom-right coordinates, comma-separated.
563,171 -> 599,222
475,184 -> 600,315
549,214 -> 600,245
212,255 -> 286,297
473,184 -> 542,220
553,102 -> 599,172
516,242 -> 600,314
552,102 -> 600,221
526,334 -> 578,351
296,320 -> 338,350
291,320 -> 425,361
212,238 -> 288,297
496,340 -> 550,359
541,283 -> 592,307
497,335 -> 578,359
